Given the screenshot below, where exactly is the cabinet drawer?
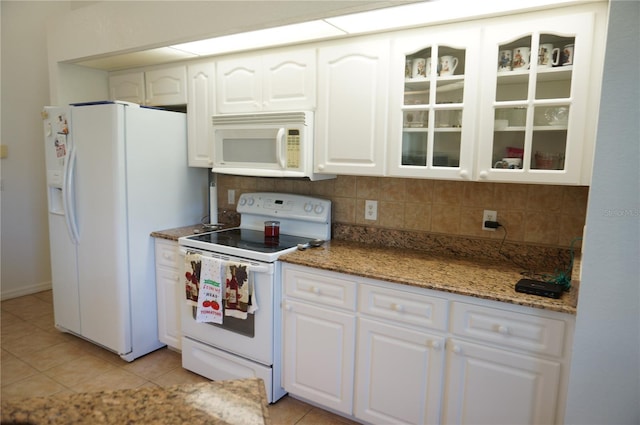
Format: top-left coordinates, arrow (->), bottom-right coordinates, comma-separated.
451,302 -> 566,357
283,266 -> 357,311
155,239 -> 179,270
359,284 -> 448,331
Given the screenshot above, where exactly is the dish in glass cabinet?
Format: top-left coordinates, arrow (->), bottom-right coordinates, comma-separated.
544,107 -> 568,126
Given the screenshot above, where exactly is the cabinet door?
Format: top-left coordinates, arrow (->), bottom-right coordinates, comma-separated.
355,318 -> 445,425
145,66 -> 187,106
187,61 -> 215,167
216,56 -> 262,113
282,299 -> 356,415
388,27 -> 480,180
442,339 -> 561,425
477,12 -> 595,184
263,49 -> 316,111
109,72 -> 145,104
154,239 -> 181,349
315,38 -> 390,175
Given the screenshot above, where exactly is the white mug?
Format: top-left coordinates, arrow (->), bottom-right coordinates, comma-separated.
538,43 -> 560,67
439,56 -> 458,76
412,58 -> 427,78
561,44 -> 574,66
498,50 -> 512,71
512,47 -> 530,70
494,157 -> 522,169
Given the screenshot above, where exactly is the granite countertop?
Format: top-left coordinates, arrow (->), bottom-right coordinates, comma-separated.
0,378 -> 270,425
151,226 -> 578,314
280,240 -> 578,314
151,224 -> 216,241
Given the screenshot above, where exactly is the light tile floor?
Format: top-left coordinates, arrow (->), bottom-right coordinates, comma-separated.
1,290 -> 359,424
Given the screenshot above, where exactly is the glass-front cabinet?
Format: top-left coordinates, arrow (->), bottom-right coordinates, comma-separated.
477,13 -> 595,184
388,28 -> 480,179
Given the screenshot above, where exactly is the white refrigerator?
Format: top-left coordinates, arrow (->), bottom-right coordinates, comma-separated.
43,101 -> 206,361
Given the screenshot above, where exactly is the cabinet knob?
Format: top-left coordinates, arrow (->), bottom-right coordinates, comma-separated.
311,287 -> 321,295
453,345 -> 462,354
498,325 -> 509,335
393,303 -> 405,313
459,169 -> 469,179
431,340 -> 442,350
479,170 -> 488,179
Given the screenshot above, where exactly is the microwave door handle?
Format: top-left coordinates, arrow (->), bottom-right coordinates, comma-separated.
276,128 -> 286,169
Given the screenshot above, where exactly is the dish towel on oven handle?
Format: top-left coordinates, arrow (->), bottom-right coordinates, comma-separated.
184,251 -> 201,307
224,261 -> 258,319
196,256 -> 224,324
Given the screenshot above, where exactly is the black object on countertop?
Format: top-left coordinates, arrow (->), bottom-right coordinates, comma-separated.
515,279 -> 565,299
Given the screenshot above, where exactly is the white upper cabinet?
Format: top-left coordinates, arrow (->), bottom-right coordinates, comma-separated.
476,11 -> 596,184
109,65 -> 187,106
216,48 -> 316,113
387,27 -> 481,180
187,61 -> 216,167
109,72 -> 145,104
315,38 -> 390,176
145,66 -> 188,106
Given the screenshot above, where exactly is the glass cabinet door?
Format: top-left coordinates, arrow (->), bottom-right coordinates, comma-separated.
479,13 -> 594,184
389,28 -> 480,179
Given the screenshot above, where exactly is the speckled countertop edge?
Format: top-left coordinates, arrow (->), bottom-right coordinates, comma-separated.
280,240 -> 578,314
0,378 -> 271,425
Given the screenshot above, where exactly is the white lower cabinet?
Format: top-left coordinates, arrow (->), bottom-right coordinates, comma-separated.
154,239 -> 182,350
442,339 -> 561,425
281,263 -> 574,425
355,318 -> 445,424
283,300 -> 356,414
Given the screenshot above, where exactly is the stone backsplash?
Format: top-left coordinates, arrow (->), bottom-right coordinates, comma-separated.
214,174 -> 588,250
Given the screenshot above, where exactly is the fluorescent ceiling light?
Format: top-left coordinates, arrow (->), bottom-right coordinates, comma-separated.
170,20 -> 346,56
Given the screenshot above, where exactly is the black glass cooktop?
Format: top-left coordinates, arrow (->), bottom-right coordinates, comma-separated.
186,228 -> 313,253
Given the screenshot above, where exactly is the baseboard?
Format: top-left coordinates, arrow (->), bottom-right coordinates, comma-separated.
1,281 -> 52,301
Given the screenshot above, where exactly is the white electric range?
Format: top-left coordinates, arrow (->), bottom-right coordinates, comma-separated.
177,192 -> 331,403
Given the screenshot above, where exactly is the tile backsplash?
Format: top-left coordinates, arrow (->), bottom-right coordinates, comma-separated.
215,174 -> 588,249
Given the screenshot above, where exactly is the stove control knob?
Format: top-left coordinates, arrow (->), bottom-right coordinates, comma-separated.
314,204 -> 324,215
246,197 -> 255,206
238,197 -> 246,206
304,203 -> 313,213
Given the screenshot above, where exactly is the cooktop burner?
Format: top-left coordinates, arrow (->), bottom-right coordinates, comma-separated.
185,228 -> 312,254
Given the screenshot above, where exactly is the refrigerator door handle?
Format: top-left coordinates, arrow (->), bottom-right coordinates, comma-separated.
63,144 -> 80,243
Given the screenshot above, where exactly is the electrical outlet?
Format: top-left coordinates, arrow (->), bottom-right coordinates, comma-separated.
482,209 -> 497,231
365,200 -> 378,221
228,189 -> 235,204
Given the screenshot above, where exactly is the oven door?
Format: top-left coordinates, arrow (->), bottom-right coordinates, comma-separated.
179,247 -> 277,366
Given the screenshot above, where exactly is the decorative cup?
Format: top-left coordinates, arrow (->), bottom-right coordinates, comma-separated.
498,50 -> 513,71
412,58 -> 427,78
405,59 -> 413,78
538,43 -> 560,67
561,44 -> 574,66
512,47 -> 530,70
425,57 -> 433,77
494,158 -> 522,169
439,55 -> 458,76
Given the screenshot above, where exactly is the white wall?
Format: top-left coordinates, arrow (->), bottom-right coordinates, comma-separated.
0,1 -> 71,299
564,1 -> 640,423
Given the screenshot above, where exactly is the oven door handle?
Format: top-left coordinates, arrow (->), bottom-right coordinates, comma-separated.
179,247 -> 274,275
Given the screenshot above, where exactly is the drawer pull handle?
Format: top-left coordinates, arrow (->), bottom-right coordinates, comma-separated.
498,325 -> 509,335
311,287 -> 321,295
393,303 -> 405,312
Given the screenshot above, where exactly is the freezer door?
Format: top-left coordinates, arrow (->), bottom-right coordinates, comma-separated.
43,106 -> 81,333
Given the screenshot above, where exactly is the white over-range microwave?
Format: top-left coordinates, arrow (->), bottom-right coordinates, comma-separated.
211,111 -> 335,181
